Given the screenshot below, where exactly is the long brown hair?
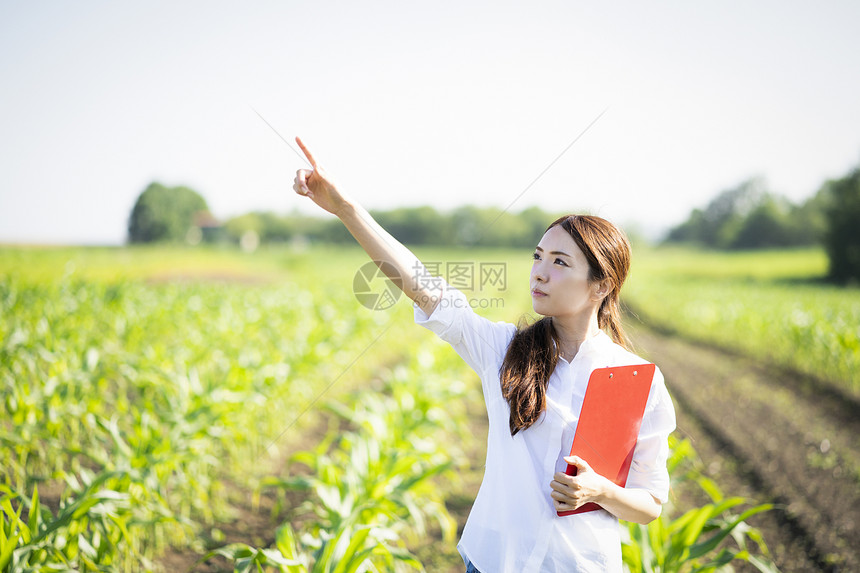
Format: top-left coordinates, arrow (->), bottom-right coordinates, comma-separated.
500,214 -> 632,436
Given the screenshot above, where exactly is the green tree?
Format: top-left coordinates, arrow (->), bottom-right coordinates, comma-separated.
220,205 -> 576,248
520,206 -> 558,243
448,205 -> 544,248
730,194 -> 794,249
371,206 -> 449,245
666,178 -> 766,248
664,177 -> 830,250
127,182 -> 210,243
823,166 -> 860,283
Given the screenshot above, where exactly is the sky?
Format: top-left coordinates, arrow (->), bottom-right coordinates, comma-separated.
2,1 -> 860,244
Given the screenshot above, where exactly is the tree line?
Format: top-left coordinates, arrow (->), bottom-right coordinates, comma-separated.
664,176 -> 826,249
222,205 -> 572,249
127,186 -> 572,249
663,166 -> 860,282
128,162 -> 860,282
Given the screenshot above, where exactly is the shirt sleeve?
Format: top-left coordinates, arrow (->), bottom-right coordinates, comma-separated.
624,366 -> 676,503
413,280 -> 516,397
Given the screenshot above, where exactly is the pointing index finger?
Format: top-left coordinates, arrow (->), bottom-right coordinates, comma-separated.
295,137 -> 318,169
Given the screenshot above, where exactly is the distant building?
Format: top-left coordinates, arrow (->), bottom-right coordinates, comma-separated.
187,210 -> 227,244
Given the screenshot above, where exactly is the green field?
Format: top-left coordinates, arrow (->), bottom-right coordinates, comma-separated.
3,243 -> 843,571
624,247 -> 859,392
0,245 -> 499,571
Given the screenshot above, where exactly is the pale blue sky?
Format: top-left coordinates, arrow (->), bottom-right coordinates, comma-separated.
2,1 -> 859,244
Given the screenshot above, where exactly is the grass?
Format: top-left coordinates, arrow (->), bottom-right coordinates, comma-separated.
624,246 -> 859,392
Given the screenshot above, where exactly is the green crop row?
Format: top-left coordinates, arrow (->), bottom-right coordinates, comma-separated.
0,264 -> 413,570
210,332 -> 781,573
207,342 -> 480,572
622,436 -> 779,573
0,244 -> 786,571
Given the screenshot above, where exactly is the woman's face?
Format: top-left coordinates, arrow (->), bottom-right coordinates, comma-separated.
530,225 -> 601,319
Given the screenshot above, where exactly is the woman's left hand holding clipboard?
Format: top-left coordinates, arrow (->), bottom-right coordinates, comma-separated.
552,455 -> 664,522
550,456 -> 611,513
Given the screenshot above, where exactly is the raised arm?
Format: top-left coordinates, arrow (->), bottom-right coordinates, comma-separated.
292,137 -> 442,316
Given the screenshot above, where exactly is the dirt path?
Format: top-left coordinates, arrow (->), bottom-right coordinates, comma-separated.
630,324 -> 860,572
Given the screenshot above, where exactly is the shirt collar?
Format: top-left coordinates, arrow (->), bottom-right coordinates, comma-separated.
557,329 -> 613,364
583,329 -> 612,352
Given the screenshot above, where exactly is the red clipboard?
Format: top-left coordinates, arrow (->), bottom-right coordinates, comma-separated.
557,363 -> 655,516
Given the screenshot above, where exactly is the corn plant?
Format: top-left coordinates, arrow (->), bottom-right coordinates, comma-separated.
1,246 -> 790,571
621,437 -> 779,572
278,430 -> 453,539
1,266 -> 389,567
216,432 -> 442,572
203,521 -> 423,573
287,358 -> 460,539
255,420 -> 453,572
214,347 -> 468,572
0,469 -> 179,572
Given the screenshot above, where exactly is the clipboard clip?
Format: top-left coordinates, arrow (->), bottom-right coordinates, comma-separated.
607,369 -> 639,379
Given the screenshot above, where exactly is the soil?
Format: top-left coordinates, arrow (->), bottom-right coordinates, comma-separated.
629,323 -> 860,572
156,323 -> 860,573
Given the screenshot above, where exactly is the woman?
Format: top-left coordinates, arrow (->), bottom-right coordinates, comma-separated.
292,137 -> 675,573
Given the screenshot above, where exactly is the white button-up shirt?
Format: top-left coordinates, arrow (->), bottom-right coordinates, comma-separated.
414,282 -> 676,573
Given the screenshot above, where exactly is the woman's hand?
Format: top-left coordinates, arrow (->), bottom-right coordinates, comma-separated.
550,456 -> 611,513
292,137 -> 351,216
287,135 -> 442,316
551,455 -> 663,523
